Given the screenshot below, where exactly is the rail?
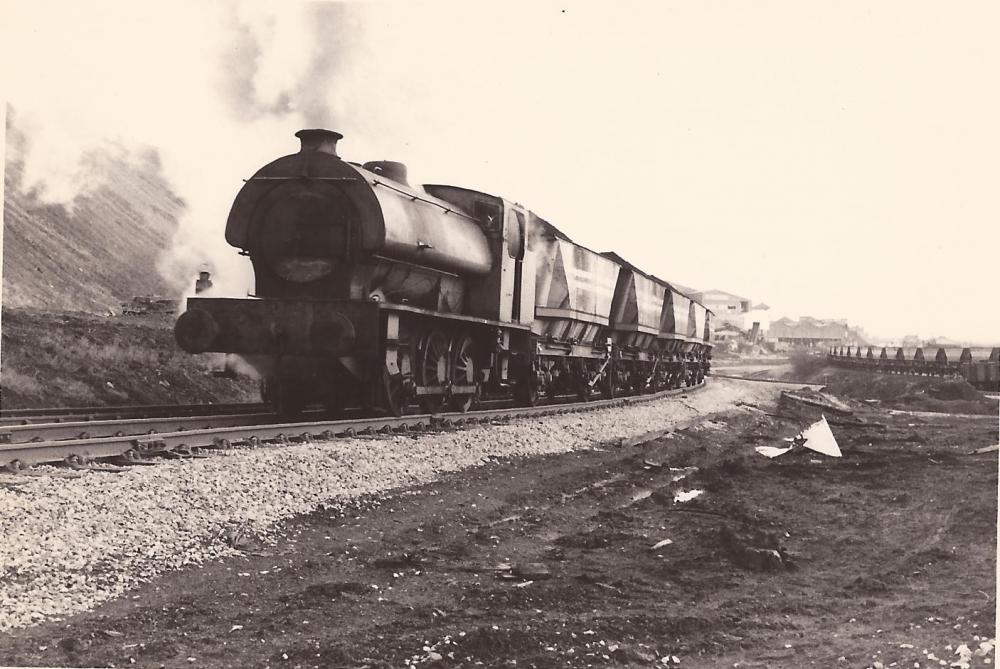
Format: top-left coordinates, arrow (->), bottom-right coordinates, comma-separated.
0,402 -> 269,426
1,383 -> 707,471
708,373 -> 824,388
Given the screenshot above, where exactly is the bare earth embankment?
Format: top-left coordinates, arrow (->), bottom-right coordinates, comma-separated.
714,352 -> 998,416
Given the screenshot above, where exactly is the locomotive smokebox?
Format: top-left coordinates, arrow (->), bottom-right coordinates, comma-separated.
295,128 -> 343,156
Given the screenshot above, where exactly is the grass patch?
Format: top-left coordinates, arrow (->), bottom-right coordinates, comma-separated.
2,308 -> 259,408
1,368 -> 44,396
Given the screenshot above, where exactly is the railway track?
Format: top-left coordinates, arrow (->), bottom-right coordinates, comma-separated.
0,402 -> 269,427
709,372 -> 823,387
0,383 -> 707,472
0,396 -> 576,444
0,410 -> 316,445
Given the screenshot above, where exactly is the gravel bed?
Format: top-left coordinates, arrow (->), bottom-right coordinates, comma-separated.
0,378 -> 780,631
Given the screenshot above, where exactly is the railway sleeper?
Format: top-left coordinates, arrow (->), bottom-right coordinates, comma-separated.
62,455 -> 127,473
108,449 -> 158,466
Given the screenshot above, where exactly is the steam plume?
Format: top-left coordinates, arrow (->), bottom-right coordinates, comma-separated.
2,1 -> 361,299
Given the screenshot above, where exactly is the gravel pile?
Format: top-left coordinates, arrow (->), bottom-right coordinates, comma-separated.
0,379 -> 780,631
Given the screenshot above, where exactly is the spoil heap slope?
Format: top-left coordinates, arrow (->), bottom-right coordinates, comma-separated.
3,123 -> 183,314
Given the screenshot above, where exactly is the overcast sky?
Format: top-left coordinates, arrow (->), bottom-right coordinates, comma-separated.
2,1 -> 998,343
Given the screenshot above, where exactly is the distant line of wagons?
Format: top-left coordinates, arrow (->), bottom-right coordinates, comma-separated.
827,345 -> 999,390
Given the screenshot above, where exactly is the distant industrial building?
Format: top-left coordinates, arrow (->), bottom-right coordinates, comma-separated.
690,289 -> 752,328
767,317 -> 867,347
712,321 -> 746,344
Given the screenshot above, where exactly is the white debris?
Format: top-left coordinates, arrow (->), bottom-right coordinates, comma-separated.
673,489 -> 704,503
629,489 -> 653,504
755,446 -> 793,458
800,416 -> 842,457
669,466 -> 698,482
651,539 -> 673,550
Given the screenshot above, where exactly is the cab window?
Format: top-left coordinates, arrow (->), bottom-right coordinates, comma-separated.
506,210 -> 526,260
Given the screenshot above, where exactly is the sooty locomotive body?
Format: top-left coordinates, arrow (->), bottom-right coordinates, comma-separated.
175,130 -> 713,415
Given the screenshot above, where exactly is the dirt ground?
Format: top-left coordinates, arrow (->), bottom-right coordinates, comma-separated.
1,392 -> 996,668
714,352 -> 998,417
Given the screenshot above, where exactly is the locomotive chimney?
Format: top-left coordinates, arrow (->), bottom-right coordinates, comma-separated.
295,129 -> 342,156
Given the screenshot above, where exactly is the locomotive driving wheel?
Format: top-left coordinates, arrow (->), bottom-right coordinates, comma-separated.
449,334 -> 477,412
379,366 -> 410,417
416,328 -> 449,413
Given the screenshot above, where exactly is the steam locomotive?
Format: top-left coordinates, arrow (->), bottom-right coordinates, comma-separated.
174,129 -> 713,415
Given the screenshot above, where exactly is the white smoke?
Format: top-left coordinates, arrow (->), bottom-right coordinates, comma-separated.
1,1 -> 360,299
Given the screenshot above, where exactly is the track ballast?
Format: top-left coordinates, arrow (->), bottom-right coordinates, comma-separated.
1,383 -> 707,471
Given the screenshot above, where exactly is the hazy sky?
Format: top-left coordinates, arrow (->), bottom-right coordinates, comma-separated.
2,1 -> 998,342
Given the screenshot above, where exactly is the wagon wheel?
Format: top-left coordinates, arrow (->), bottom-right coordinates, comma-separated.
449,334 -> 477,412
513,356 -> 541,407
417,329 -> 449,414
546,360 -> 563,398
646,362 -> 660,394
515,380 -> 539,407
597,370 -> 615,400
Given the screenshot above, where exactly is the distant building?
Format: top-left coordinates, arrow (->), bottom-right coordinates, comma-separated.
767,316 -> 866,347
690,289 -> 752,328
926,336 -> 964,347
713,321 -> 745,343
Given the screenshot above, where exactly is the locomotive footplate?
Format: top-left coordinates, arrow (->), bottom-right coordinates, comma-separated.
175,297 -> 380,357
